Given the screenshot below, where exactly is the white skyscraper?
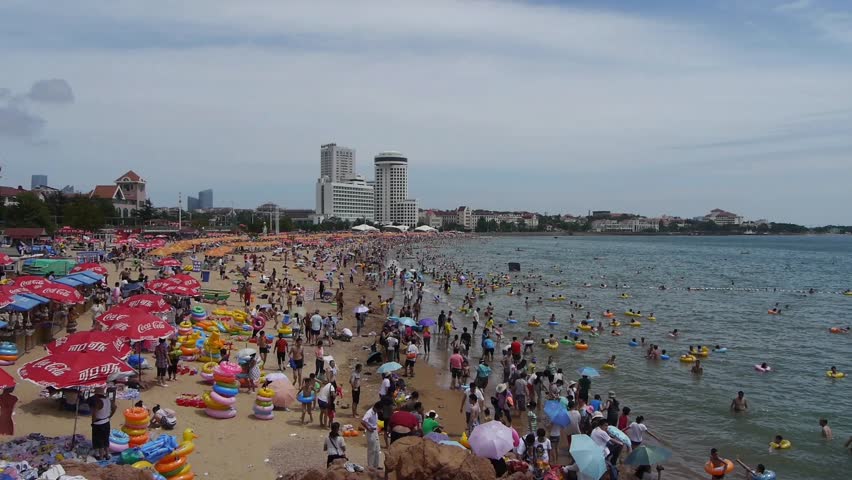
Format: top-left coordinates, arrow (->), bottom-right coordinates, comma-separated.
320,143 -> 355,183
374,151 -> 418,227
315,143 -> 374,223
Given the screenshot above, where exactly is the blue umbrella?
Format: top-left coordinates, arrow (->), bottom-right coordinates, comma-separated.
577,367 -> 600,378
377,362 -> 403,374
418,318 -> 436,327
624,445 -> 672,466
483,338 -> 495,350
387,316 -> 400,323
544,400 -> 571,427
569,434 -> 607,480
400,317 -> 417,327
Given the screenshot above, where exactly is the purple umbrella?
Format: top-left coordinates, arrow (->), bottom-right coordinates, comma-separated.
418,318 -> 436,327
425,432 -> 450,443
468,421 -> 514,459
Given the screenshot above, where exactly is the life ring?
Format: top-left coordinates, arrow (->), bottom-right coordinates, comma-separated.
546,343 -> 558,350
202,392 -> 231,410
252,316 -> 266,330
704,459 -> 734,476
110,429 -> 130,444
603,312 -> 614,318
122,426 -> 148,437
210,390 -> 237,405
507,319 -> 517,324
255,399 -> 273,408
560,339 -> 574,345
660,354 -> 670,360
528,321 -> 541,327
297,392 -> 315,404
155,456 -> 187,474
253,403 -> 273,413
201,362 -> 217,374
628,341 -> 638,347
769,440 -> 791,449
679,355 -> 696,363
205,407 -> 236,419
258,387 -> 274,398
826,371 -> 846,378
162,463 -> 192,479
212,372 -> 236,384
713,348 -> 728,353
132,461 -> 154,469
0,355 -> 18,362
754,365 -> 771,373
574,343 -> 589,350
161,442 -> 195,462
547,321 -> 559,326
602,364 -> 616,370
212,383 -> 240,397
579,324 -> 592,331
124,407 -> 149,422
128,433 -> 150,446
254,412 -> 274,420
217,362 -> 243,375
629,322 -> 642,327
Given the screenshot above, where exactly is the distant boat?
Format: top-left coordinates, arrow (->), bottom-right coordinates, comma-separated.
744,230 -> 756,235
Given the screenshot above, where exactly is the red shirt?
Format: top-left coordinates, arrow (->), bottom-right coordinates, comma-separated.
275,338 -> 288,352
618,414 -> 629,431
389,411 -> 419,430
511,341 -> 521,355
449,353 -> 464,370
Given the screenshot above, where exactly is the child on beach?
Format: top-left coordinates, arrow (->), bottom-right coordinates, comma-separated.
300,378 -> 314,424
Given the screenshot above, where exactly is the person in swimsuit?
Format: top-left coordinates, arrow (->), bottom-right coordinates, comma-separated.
257,330 -> 269,369
290,337 -> 304,386
731,391 -> 748,412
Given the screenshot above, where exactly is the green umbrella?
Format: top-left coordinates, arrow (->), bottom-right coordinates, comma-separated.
624,445 -> 672,466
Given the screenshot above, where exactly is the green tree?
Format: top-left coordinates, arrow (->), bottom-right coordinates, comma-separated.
6,192 -> 55,232
475,217 -> 488,232
135,199 -> 156,223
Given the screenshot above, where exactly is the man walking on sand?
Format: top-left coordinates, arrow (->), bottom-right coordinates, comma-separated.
361,401 -> 382,469
289,338 -> 304,386
350,363 -> 362,417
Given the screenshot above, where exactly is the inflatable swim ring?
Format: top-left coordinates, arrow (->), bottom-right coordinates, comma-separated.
575,343 -> 589,350
660,354 -> 670,360
560,339 -> 574,345
297,392 -> 315,404
713,348 -> 727,353
602,364 -> 616,370
603,312 -> 614,318
205,407 -> 236,419
579,324 -> 592,331
754,365 -> 771,373
628,341 -> 638,347
679,355 -> 696,363
769,440 -> 791,449
826,371 -> 846,378
647,316 -> 656,321
528,321 -> 541,327
546,342 -> 558,350
750,470 -> 776,480
508,319 -> 518,324
629,321 -> 642,327
704,459 -> 734,477
547,321 -> 559,326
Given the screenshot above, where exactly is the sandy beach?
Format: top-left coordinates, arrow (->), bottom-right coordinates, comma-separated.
4,246 -> 467,479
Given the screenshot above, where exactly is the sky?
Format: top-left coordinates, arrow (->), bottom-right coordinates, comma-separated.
1,0 -> 851,225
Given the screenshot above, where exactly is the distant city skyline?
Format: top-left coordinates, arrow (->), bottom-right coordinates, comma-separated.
2,1 -> 851,225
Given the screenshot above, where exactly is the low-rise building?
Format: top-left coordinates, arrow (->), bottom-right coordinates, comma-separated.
704,208 -> 743,226
591,218 -> 659,233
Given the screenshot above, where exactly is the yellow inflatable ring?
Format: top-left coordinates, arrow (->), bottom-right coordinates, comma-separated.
679,355 -> 696,363
769,440 -> 791,449
132,461 -> 154,469
258,387 -> 275,398
826,371 -> 846,378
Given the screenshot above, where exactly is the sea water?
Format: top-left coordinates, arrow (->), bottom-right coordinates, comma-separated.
415,235 -> 852,479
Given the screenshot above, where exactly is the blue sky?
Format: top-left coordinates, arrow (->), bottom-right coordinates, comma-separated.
1,0 -> 851,224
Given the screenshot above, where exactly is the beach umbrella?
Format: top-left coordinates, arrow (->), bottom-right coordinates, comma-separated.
45,331 -> 131,358
265,372 -> 288,383
122,294 -> 171,314
387,316 -> 400,323
12,275 -> 50,290
154,258 -> 181,267
569,434 -> 607,480
376,362 -> 403,374
439,440 -> 467,449
400,317 -> 417,327
354,305 -> 369,314
18,351 -> 134,389
544,400 -> 572,427
577,367 -> 600,378
0,368 -> 15,389
268,379 -> 297,408
624,445 -> 672,466
425,432 -> 450,443
160,284 -> 200,297
107,314 -> 175,341
70,263 -> 109,275
418,318 -> 436,327
96,306 -> 150,327
169,274 -> 201,289
28,283 -> 85,305
0,284 -> 29,297
0,253 -> 14,267
468,420 -> 515,459
0,291 -> 13,309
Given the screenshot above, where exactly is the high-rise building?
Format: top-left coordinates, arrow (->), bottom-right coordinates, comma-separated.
320,143 -> 355,183
374,151 -> 417,227
187,196 -> 200,211
198,189 -> 213,209
315,175 -> 375,223
31,175 -> 48,189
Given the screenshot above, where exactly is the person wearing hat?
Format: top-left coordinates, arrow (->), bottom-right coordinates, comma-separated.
89,386 -> 116,460
423,410 -> 441,434
604,391 -> 620,426
494,383 -> 513,427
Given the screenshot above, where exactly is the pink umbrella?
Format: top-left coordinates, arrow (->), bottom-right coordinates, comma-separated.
95,306 -> 151,327
12,275 -> 49,291
154,258 -> 181,267
45,331 -> 131,358
30,283 -> 85,305
18,351 -> 135,389
107,315 -> 175,341
0,254 -> 14,267
70,263 -> 109,276
268,379 -> 297,408
0,368 -> 15,389
122,294 -> 171,314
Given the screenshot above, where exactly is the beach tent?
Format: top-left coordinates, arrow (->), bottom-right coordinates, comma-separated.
351,224 -> 379,232
413,225 -> 437,232
382,225 -> 409,232
3,293 -> 50,312
55,271 -> 104,288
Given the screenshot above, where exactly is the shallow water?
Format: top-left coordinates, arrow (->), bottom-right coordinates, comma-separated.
415,235 -> 852,479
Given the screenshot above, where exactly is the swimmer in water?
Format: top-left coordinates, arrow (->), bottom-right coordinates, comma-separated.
691,360 -> 704,375
819,418 -> 832,440
606,355 -> 616,367
731,391 -> 748,412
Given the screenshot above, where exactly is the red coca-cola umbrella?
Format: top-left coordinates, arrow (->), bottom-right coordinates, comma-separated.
12,275 -> 50,291
70,262 -> 109,276
107,315 -> 175,341
169,274 -> 201,289
45,331 -> 131,358
0,284 -> 29,297
18,351 -> 135,388
0,253 -> 14,267
0,368 -> 15,389
160,284 -> 200,297
122,294 -> 171,314
96,306 -> 149,327
154,258 -> 181,267
29,283 -> 85,305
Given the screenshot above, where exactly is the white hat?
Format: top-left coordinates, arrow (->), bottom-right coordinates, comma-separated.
496,383 -> 508,393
